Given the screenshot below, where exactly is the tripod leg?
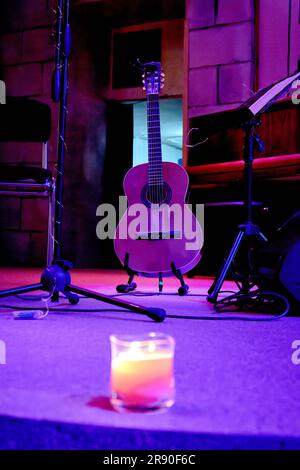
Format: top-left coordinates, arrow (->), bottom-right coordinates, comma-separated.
51,291 -> 59,302
207,230 -> 245,303
258,231 -> 268,243
68,285 -> 166,322
0,283 -> 44,299
64,290 -> 80,305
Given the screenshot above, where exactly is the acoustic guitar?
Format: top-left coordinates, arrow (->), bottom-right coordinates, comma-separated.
114,62 -> 203,293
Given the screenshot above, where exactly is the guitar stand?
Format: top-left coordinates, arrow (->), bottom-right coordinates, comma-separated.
207,118 -> 267,306
116,253 -> 189,296
116,253 -> 138,293
158,272 -> 163,293
171,262 -> 189,296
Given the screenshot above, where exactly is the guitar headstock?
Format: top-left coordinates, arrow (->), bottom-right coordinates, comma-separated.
142,62 -> 165,95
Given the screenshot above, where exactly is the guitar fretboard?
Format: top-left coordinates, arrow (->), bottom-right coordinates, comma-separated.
147,93 -> 163,187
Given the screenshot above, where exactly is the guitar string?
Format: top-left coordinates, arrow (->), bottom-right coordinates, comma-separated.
152,94 -> 156,205
151,94 -> 157,205
149,93 -> 156,205
157,93 -> 162,204
148,92 -> 164,206
151,94 -> 155,204
154,94 -> 158,206
151,94 -> 162,204
147,93 -> 152,204
149,93 -> 154,204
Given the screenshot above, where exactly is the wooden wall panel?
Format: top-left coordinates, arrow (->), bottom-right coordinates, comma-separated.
109,20 -> 184,100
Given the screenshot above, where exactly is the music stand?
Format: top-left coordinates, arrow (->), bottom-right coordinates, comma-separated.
205,70 -> 300,305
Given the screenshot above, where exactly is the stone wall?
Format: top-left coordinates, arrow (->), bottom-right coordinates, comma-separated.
187,0 -> 255,118
0,0 -> 108,266
0,0 -> 56,265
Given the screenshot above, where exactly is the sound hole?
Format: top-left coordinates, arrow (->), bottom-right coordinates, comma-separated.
141,183 -> 172,207
147,185 -> 167,204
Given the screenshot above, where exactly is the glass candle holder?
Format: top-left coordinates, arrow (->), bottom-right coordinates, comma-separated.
110,332 -> 175,412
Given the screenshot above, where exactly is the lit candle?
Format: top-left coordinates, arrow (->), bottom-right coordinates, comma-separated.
110,333 -> 175,412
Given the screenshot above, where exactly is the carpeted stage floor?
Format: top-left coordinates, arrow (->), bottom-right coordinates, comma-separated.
0,268 -> 299,450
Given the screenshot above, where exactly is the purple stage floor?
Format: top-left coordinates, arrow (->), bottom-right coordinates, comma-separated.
0,269 -> 300,450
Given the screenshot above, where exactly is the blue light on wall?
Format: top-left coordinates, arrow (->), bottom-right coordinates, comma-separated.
133,98 -> 183,167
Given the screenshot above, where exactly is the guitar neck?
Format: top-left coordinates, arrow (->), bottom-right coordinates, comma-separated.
147,93 -> 163,186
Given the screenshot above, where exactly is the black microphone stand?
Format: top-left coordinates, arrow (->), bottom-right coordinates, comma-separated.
0,0 -> 166,323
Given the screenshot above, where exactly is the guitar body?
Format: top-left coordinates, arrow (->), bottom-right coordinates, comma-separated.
114,162 -> 203,277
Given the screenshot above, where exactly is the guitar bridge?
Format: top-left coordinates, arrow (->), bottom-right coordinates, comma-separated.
135,231 -> 181,240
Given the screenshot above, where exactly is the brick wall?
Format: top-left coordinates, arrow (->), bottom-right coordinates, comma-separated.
0,0 -> 57,265
257,0 -> 300,88
187,0 -> 255,118
0,0 -> 108,267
